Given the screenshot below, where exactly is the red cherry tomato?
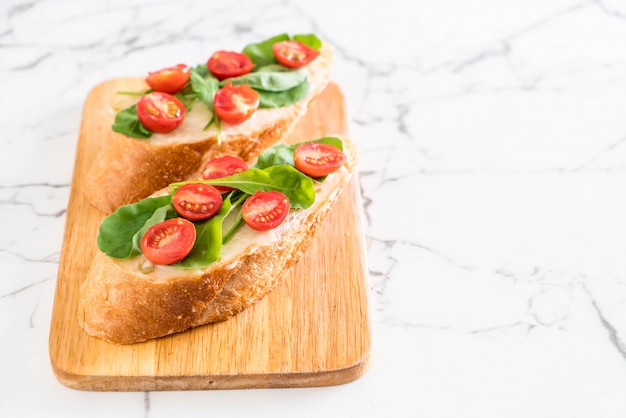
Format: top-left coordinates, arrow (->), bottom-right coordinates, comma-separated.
136,92 -> 186,133
172,183 -> 223,221
214,82 -> 259,125
207,51 -> 254,81
146,63 -> 190,94
202,156 -> 249,193
272,40 -> 320,68
140,218 -> 196,265
293,142 -> 347,178
242,191 -> 290,231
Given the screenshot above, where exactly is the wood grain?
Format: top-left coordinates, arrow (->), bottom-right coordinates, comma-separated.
48,81 -> 371,391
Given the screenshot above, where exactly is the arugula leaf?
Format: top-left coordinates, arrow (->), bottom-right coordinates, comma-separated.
309,136 -> 344,151
221,70 -> 306,92
191,63 -> 210,77
222,212 -> 244,245
254,144 -> 295,169
255,64 -> 293,73
189,65 -> 219,108
189,64 -> 221,140
293,34 -> 322,50
222,195 -> 246,245
111,104 -> 152,139
258,79 -> 310,108
97,195 -> 173,258
176,197 -> 232,269
116,90 -> 149,96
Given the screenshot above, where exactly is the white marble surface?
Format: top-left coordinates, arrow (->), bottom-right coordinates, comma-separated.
2,0 -> 626,416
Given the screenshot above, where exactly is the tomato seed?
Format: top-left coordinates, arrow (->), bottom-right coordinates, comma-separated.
146,103 -> 160,117
166,102 -> 180,118
281,47 -> 305,61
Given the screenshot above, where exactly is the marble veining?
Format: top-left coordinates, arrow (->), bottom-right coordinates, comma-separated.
2,0 -> 626,417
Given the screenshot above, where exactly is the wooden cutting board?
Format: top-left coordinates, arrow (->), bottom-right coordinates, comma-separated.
48,81 -> 372,391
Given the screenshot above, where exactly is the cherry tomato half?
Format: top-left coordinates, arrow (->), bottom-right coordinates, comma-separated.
136,92 -> 186,133
202,156 -> 249,193
242,191 -> 290,231
273,40 -> 320,69
146,63 -> 190,94
207,51 -> 254,81
214,82 -> 259,125
172,183 -> 223,221
140,218 -> 196,265
293,142 -> 347,178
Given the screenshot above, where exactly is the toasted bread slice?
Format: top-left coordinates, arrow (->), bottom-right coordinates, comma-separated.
84,42 -> 334,214
77,135 -> 357,344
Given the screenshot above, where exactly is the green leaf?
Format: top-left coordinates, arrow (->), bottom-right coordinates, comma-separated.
222,211 -> 244,245
176,197 -> 232,269
253,165 -> 315,208
310,136 -> 344,151
258,79 -> 310,108
97,195 -> 173,258
116,90 -> 149,96
221,70 -> 306,92
254,144 -> 295,169
293,33 -> 322,50
255,64 -> 293,73
189,65 -> 219,108
221,192 -> 247,245
191,63 -> 210,77
221,66 -> 310,108
242,33 -> 290,67
111,104 -> 152,139
187,65 -> 220,131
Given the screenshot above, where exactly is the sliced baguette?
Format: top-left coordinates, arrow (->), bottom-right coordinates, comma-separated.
77,135 -> 357,345
84,42 -> 334,214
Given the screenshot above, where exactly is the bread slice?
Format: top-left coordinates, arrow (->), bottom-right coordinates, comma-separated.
77,135 -> 357,345
84,41 -> 334,214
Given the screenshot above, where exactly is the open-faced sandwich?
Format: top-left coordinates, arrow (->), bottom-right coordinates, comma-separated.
85,33 -> 334,214
78,135 -> 357,344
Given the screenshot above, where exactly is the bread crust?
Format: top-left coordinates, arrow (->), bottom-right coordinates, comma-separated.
197,182 -> 341,324
77,252 -> 239,344
78,136 -> 357,345
84,43 -> 333,214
